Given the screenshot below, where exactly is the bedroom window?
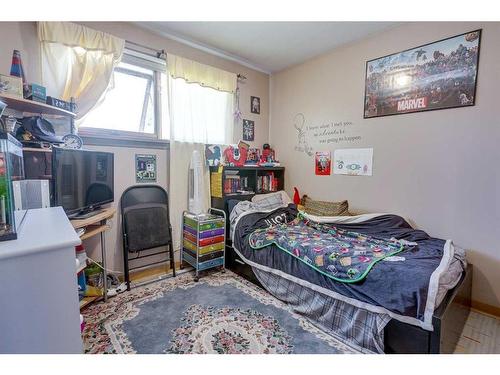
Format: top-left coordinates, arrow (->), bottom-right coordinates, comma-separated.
165,75 -> 234,144
79,48 -> 167,140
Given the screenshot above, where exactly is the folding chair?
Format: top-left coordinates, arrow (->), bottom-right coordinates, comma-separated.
121,185 -> 176,290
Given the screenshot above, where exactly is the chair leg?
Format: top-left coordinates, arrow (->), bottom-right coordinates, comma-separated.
123,246 -> 131,291
169,240 -> 176,277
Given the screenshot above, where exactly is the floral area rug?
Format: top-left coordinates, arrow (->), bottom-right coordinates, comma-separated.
82,270 -> 359,354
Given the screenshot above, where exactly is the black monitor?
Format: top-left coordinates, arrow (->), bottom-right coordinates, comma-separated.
52,147 -> 114,218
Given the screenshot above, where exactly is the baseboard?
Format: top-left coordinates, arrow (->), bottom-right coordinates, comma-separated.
471,300 -> 500,318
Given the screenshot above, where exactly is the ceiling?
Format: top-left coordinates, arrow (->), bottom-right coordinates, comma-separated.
136,22 -> 399,74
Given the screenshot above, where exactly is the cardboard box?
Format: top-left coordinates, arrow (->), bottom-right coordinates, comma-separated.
0,74 -> 23,98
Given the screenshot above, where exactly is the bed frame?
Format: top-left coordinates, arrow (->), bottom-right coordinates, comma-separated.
226,247 -> 472,354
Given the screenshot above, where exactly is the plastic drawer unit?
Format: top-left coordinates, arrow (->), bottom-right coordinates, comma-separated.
181,208 -> 226,281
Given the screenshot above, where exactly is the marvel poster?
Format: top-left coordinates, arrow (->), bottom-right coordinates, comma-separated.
364,30 -> 481,118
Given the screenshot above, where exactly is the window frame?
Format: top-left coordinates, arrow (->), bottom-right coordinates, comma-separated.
78,47 -> 166,142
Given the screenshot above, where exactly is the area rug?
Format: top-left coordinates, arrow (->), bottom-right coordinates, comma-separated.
82,270 -> 359,354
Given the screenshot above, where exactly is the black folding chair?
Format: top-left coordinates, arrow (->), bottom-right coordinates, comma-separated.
121,185 -> 176,290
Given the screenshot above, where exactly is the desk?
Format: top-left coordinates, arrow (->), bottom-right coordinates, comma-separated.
71,207 -> 116,307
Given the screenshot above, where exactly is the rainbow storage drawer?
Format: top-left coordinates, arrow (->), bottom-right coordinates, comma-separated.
181,209 -> 226,281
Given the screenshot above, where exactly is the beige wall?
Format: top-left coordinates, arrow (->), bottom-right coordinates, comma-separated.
0,21 -> 270,272
270,22 -> 500,308
81,145 -> 169,273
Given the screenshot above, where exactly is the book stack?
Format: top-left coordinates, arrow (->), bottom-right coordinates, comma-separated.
257,172 -> 279,193
224,174 -> 241,194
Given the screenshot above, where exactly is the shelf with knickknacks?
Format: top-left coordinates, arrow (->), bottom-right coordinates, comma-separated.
1,49 -> 78,150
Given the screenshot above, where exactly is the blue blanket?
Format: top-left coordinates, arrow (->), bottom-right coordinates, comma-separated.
232,204 -> 454,323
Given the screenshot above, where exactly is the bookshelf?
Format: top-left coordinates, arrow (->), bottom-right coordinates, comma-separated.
209,165 -> 285,217
209,165 -> 284,281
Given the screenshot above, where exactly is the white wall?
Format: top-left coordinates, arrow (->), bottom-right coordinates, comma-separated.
270,22 -> 500,308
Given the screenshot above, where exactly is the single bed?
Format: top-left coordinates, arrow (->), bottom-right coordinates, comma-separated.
226,202 -> 472,353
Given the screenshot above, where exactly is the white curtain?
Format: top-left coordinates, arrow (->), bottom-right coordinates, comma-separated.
166,55 -> 236,253
38,22 -> 124,125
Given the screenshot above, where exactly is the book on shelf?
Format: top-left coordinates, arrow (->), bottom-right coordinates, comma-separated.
223,174 -> 250,194
256,172 -> 279,193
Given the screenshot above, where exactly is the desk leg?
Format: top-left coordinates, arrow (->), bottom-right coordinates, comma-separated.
100,225 -> 108,302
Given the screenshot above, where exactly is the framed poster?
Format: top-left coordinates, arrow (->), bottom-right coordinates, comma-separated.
334,148 -> 373,176
135,154 -> 157,183
364,30 -> 481,118
242,119 -> 255,141
250,96 -> 260,114
315,151 -> 331,176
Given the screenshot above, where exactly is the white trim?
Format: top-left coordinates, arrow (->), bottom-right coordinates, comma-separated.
134,23 -> 271,75
231,207 -> 456,331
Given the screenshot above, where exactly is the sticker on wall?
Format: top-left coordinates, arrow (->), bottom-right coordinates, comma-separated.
242,119 -> 255,141
135,154 -> 157,183
334,148 -> 373,176
315,151 -> 331,175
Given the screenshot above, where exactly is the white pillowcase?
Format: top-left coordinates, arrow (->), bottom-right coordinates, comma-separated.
251,190 -> 292,205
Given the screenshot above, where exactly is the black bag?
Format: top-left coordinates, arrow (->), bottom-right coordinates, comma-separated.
17,116 -> 62,143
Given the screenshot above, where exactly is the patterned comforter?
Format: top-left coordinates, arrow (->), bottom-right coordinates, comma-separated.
249,215 -> 409,283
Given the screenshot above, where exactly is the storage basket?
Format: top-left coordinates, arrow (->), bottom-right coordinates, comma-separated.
210,170 -> 223,198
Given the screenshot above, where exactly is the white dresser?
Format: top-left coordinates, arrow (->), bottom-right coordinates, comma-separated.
0,207 -> 83,353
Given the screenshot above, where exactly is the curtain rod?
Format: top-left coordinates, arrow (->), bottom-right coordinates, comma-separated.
126,40 -> 166,59
126,40 -> 246,79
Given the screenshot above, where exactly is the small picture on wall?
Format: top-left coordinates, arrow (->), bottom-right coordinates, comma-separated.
136,154 -> 157,183
250,96 -> 260,114
315,151 -> 331,176
242,119 -> 255,141
364,29 -> 481,118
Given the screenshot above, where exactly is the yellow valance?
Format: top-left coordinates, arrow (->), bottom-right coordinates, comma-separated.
37,22 -> 124,61
167,54 -> 237,93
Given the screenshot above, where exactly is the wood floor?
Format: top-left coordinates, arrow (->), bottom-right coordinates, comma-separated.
453,309 -> 500,354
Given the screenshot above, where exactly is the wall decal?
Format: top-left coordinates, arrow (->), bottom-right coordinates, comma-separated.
242,119 -> 255,141
315,152 -> 331,175
293,113 -> 313,156
293,113 -> 362,157
334,148 -> 373,176
364,29 -> 481,118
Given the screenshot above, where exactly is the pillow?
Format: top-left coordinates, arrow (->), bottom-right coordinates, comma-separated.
252,190 -> 292,205
301,195 -> 350,216
254,193 -> 283,211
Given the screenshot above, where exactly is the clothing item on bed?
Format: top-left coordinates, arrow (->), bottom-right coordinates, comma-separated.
229,196 -> 287,238
231,204 -> 464,331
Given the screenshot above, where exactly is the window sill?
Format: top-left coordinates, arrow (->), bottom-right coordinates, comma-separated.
80,134 -> 169,150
